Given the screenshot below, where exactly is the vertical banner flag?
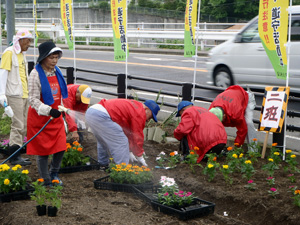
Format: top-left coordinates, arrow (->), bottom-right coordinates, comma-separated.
61,0 -> 74,50
184,0 -> 197,57
258,0 -> 288,80
33,0 -> 38,47
111,0 -> 128,61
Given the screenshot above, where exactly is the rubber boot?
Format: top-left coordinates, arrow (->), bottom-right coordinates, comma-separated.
9,144 -> 32,166
180,136 -> 190,160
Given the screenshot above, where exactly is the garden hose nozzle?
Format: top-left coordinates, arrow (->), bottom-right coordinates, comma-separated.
58,105 -> 70,114
3,101 -> 14,118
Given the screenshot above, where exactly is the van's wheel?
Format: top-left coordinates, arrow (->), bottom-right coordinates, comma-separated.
213,67 -> 233,88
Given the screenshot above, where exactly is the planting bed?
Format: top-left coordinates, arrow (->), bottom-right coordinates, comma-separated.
0,131 -> 299,225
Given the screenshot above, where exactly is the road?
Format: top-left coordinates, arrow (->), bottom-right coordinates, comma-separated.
22,48 -> 300,151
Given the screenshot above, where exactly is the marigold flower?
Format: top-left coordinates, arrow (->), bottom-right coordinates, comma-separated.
170,152 -> 175,156
121,162 -> 127,166
73,141 -> 79,145
239,153 -> 244,158
227,147 -> 233,151
77,147 -> 83,152
12,166 -> 18,171
272,143 -> 278,146
223,165 -> 228,169
16,164 -> 22,169
252,138 -> 257,141
286,150 -> 292,154
295,190 -> 300,195
190,151 -> 195,155
291,155 -> 296,158
38,178 -> 44,182
268,158 -> 274,162
22,170 -> 29,174
213,157 -> 217,161
245,160 -> 252,164
194,146 -> 199,151
273,152 -> 280,156
4,179 -> 10,185
135,172 -> 139,175
72,147 -> 76,150
234,143 -> 239,146
232,154 -> 238,159
52,179 -> 60,184
208,164 -> 214,168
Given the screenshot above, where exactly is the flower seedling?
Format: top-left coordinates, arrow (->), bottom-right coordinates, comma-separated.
46,180 -> 63,209
284,150 -> 299,173
244,180 -> 256,190
262,158 -> 277,177
220,164 -> 233,185
241,160 -> 255,180
268,188 -> 279,198
292,190 -> 300,207
266,177 -> 275,186
61,141 -> 89,168
184,147 -> 201,174
203,156 -> 220,182
156,151 -> 167,168
30,179 -> 47,206
168,151 -> 181,168
287,174 -> 296,183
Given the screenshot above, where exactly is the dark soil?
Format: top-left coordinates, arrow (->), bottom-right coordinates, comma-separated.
0,130 -> 300,225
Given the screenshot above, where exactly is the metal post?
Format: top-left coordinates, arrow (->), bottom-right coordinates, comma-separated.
182,83 -> 193,101
273,120 -> 285,152
6,0 -> 15,46
117,73 -> 126,99
66,67 -> 74,84
27,61 -> 34,74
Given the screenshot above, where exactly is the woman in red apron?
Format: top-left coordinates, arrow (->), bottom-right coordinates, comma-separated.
27,41 -> 68,186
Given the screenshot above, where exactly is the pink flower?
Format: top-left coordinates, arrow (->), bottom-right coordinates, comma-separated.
267,177 -> 273,180
178,190 -> 184,194
174,192 -> 178,195
164,192 -> 169,196
185,192 -> 192,197
288,174 -> 294,177
289,186 -> 295,189
248,180 -> 253,184
270,188 -> 277,192
179,194 -> 184,197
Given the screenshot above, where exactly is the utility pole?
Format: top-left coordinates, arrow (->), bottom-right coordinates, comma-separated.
6,0 -> 15,46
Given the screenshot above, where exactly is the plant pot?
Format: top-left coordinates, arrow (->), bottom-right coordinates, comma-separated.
36,205 -> 47,216
47,206 -> 58,217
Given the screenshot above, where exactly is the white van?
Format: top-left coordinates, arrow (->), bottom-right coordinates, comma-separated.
206,6 -> 300,92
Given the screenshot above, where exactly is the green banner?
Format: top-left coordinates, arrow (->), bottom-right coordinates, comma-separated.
184,0 -> 197,57
61,0 -> 74,50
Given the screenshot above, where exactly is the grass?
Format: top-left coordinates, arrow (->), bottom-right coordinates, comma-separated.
0,107 -> 11,135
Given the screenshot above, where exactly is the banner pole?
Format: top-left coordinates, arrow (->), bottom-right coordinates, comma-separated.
192,0 -> 201,101
72,0 -> 77,84
33,0 -> 36,63
125,0 -> 128,98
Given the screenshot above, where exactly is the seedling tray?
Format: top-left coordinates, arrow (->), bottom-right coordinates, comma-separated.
132,186 -> 215,220
0,185 -> 34,203
94,175 -> 154,193
59,156 -> 101,173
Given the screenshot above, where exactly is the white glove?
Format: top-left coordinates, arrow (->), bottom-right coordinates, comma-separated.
136,156 -> 148,167
0,95 -> 7,107
129,152 -> 137,163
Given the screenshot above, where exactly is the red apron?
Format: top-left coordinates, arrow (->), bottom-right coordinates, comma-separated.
27,76 -> 66,156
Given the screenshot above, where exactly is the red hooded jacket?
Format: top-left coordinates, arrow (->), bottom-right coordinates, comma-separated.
99,99 -> 146,157
209,85 -> 249,145
174,106 -> 227,163
62,84 -> 89,132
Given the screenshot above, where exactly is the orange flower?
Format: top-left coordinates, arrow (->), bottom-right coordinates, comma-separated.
253,138 -> 257,141
72,147 -> 76,150
190,151 -> 195,155
272,143 -> 278,147
213,157 -> 217,161
295,190 -> 300,195
72,141 -> 79,145
227,147 -> 233,151
170,152 -> 175,156
37,178 -> 44,183
194,146 -> 199,151
52,179 -> 60,184
234,143 -> 239,146
77,147 -> 83,152
135,172 -> 139,175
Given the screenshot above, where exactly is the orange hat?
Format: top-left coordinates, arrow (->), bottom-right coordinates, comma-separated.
78,85 -> 92,104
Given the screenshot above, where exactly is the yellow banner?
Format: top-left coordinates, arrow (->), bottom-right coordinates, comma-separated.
111,0 -> 128,61
61,0 -> 73,50
33,0 -> 38,47
258,0 -> 288,79
184,0 -> 198,57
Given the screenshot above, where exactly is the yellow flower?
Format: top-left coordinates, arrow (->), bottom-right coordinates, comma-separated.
274,152 -> 280,156
239,153 -> 244,158
232,154 -> 238,159
268,158 -> 274,162
223,165 -> 228,169
245,160 -> 252,164
16,164 -> 22,169
272,143 -> 278,147
291,155 -> 296,158
12,166 -> 18,171
22,170 -> 29,174
208,164 -> 214,168
135,172 -> 139,175
286,150 -> 292,154
295,190 -> 300,195
4,179 -> 10,185
121,162 -> 127,166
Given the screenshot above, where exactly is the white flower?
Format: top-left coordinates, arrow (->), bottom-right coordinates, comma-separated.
174,151 -> 178,155
156,156 -> 161,161
159,151 -> 166,156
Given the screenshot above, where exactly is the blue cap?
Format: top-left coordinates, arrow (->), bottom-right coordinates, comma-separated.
144,100 -> 160,122
176,101 -> 193,117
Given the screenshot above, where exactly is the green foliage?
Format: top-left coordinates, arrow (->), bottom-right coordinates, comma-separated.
184,148 -> 201,174
203,153 -> 220,182
0,107 -> 12,135
46,182 -> 63,209
61,142 -> 89,168
31,179 -> 47,206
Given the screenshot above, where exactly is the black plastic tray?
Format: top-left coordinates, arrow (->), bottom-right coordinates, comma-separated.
0,185 -> 34,203
94,175 -> 154,193
59,156 -> 101,173
132,186 -> 215,220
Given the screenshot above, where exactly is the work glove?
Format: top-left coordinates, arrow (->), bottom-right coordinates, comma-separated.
50,108 -> 61,118
129,152 -> 138,163
136,156 -> 148,167
0,95 -> 7,107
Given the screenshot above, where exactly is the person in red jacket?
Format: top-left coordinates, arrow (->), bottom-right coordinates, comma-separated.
85,99 -> 160,167
62,84 -> 92,143
209,85 -> 257,150
174,101 -> 227,163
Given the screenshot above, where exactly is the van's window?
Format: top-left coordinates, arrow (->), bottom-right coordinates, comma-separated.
291,15 -> 300,41
241,19 -> 260,43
